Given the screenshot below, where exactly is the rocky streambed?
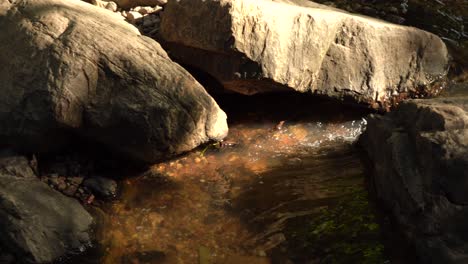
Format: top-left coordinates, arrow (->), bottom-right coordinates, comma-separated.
0,0 -> 466,263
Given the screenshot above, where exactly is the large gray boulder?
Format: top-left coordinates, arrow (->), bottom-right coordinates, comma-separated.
0,154 -> 93,263
159,0 -> 449,110
0,0 -> 228,163
360,91 -> 468,263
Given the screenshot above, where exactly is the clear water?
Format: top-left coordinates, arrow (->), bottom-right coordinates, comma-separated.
69,94 -> 381,264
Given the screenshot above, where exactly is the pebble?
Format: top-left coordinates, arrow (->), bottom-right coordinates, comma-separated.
134,6 -> 154,15
67,176 -> 84,186
63,185 -> 78,196
105,1 -> 118,12
126,11 -> 143,22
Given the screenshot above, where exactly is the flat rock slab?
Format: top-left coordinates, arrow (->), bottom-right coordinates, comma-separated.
0,0 -> 228,163
159,0 -> 449,110
360,92 -> 468,263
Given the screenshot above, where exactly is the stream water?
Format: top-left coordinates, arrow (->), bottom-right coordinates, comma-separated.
71,94 -> 386,264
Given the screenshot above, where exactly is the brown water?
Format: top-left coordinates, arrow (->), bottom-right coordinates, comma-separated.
76,95 -> 381,264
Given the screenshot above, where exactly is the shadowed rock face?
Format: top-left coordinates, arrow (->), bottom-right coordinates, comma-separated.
0,0 -> 228,164
360,92 -> 468,263
112,0 -> 167,9
159,0 -> 449,110
0,154 -> 93,263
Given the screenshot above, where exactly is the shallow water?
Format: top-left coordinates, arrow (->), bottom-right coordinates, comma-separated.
71,95 -> 382,264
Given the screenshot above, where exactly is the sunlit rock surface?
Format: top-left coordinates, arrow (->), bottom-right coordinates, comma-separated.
312,0 -> 468,70
159,0 -> 449,110
360,90 -> 468,263
0,0 -> 228,163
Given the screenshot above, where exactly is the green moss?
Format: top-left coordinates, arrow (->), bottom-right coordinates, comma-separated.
287,187 -> 387,263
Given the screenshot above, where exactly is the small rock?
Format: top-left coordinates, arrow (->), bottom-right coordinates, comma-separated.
143,15 -> 159,27
86,194 -> 95,204
63,185 -> 78,197
67,176 -> 84,186
154,5 -> 163,13
135,6 -> 153,15
105,1 -> 118,12
47,177 -> 59,188
0,153 -> 36,179
127,10 -> 143,22
57,179 -> 67,191
83,176 -> 118,198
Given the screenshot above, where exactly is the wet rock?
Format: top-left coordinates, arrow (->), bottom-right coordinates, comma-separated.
83,176 -> 118,198
0,0 -> 228,164
0,154 -> 93,263
360,95 -> 468,263
160,0 -> 449,110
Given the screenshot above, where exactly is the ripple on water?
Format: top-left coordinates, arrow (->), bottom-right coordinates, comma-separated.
60,92 -> 389,263
90,112 -> 376,263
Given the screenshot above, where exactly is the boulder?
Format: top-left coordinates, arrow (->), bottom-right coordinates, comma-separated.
0,154 -> 93,263
359,91 -> 468,263
0,0 -> 228,163
159,0 -> 449,110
